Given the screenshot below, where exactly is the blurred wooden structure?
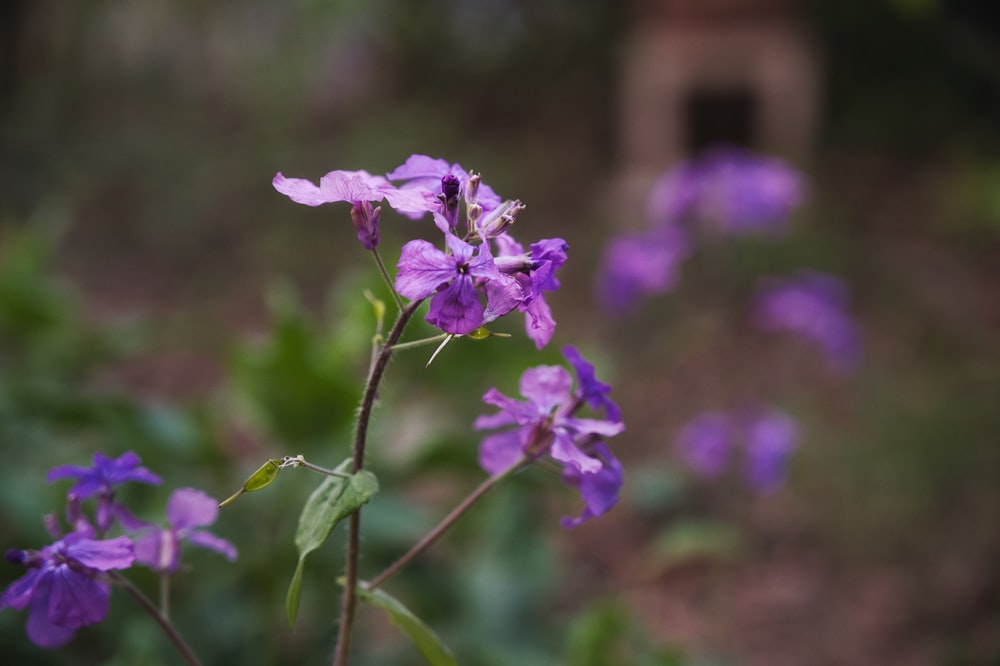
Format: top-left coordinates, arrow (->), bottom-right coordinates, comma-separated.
617,0 -> 819,200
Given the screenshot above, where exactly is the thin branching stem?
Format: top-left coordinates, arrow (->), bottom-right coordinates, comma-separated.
332,298 -> 423,666
112,572 -> 201,666
365,462 -> 521,591
370,249 -> 404,311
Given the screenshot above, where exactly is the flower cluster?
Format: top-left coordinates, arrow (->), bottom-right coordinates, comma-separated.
474,345 -> 625,527
2,452 -> 235,648
599,146 -> 804,315
675,407 -> 798,493
753,271 -> 861,374
274,154 -> 568,348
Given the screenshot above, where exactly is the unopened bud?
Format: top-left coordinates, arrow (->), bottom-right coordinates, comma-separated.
220,459 -> 283,507
464,171 -> 481,206
477,199 -> 525,238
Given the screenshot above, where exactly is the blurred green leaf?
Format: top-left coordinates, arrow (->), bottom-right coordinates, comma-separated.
356,585 -> 457,666
287,460 -> 379,628
649,519 -> 743,570
229,278 -> 360,448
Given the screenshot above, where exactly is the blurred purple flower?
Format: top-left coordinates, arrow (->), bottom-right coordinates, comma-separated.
48,452 -> 161,532
675,412 -> 735,478
597,225 -> 691,315
745,409 -> 798,493
395,231 -> 501,334
133,488 -> 237,574
273,169 -> 436,249
1,530 -> 134,648
753,271 -> 861,373
675,407 -> 799,493
649,147 -> 804,235
475,348 -> 625,527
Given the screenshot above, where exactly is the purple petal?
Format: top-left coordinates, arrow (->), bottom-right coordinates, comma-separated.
549,432 -> 602,474
46,464 -> 90,484
167,488 -> 219,530
560,416 -> 626,440
426,277 -> 484,334
386,154 -> 450,182
64,536 -> 134,571
561,443 -> 624,528
47,568 -> 111,629
395,240 -> 458,299
380,186 -> 439,215
26,579 -> 76,648
562,345 -> 622,422
518,366 -> 573,413
1,568 -> 44,611
523,294 -> 556,349
481,274 -> 524,324
478,430 -> 525,475
186,531 -> 238,561
479,388 -> 537,426
273,173 -> 330,206
132,530 -> 175,572
319,170 -> 387,203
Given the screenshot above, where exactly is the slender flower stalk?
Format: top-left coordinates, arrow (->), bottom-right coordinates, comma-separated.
370,248 -> 404,311
366,464 -> 520,591
111,572 -> 201,666
333,298 -> 424,666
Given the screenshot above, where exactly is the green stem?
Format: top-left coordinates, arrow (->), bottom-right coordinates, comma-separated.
332,298 -> 424,666
159,573 -> 170,620
112,572 -> 201,666
370,248 -> 404,311
388,334 -> 450,352
365,462 -> 521,591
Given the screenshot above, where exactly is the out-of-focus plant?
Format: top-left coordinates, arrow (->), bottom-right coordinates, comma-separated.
598,145 -> 860,499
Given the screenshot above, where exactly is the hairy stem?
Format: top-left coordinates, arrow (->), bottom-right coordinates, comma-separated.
332,298 -> 423,666
112,572 -> 201,666
365,463 -> 520,591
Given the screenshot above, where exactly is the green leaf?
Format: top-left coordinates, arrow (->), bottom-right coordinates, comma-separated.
356,585 -> 457,666
285,460 -> 379,628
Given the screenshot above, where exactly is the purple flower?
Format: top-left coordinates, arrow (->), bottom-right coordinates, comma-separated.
675,407 -> 799,492
48,452 -> 161,532
753,271 -> 861,373
649,147 -> 804,235
745,409 -> 798,493
132,488 -> 237,574
395,231 -> 501,335
1,530 -> 134,648
561,345 -> 622,423
675,412 -> 735,478
560,443 -> 624,529
492,234 -> 569,348
474,349 -> 625,527
597,225 -> 691,315
273,169 -> 436,249
386,154 -> 502,224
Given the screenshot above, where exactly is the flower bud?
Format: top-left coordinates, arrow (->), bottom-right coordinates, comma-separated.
350,202 -> 381,250
477,199 -> 524,238
464,171 -> 481,207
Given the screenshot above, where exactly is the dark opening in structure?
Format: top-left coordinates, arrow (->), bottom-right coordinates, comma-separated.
684,87 -> 758,155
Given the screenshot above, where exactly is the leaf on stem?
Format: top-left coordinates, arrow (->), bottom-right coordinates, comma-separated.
355,584 -> 457,666
286,460 -> 379,628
